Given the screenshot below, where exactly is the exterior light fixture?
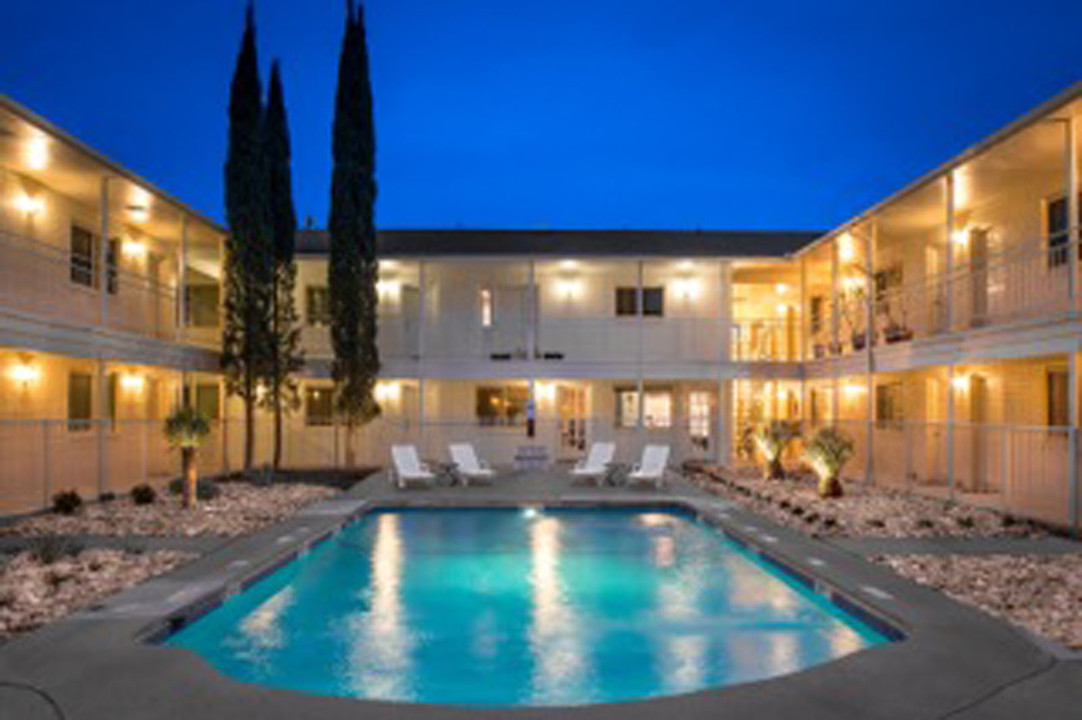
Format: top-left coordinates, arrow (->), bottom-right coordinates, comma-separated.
775,283 -> 789,295
26,136 -> 49,170
674,278 -> 699,299
121,374 -> 144,391
843,382 -> 866,396
376,280 -> 400,297
10,362 -> 40,385
838,234 -> 855,262
556,279 -> 581,299
127,205 -> 150,223
375,381 -> 400,403
776,303 -> 789,315
535,382 -> 556,403
952,374 -> 969,391
952,228 -> 969,247
13,194 -> 44,216
122,239 -> 147,258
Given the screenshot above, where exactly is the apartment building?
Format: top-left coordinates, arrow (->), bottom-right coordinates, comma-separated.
1,84 -> 1081,532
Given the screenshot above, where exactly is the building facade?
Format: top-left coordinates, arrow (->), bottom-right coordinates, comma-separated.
1,85 -> 1081,532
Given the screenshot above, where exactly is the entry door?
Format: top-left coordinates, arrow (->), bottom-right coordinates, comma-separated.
687,390 -> 713,459
970,375 -> 989,492
557,385 -> 586,458
970,229 -> 989,327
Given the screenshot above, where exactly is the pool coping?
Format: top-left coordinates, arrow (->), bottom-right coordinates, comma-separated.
0,476 -> 1076,719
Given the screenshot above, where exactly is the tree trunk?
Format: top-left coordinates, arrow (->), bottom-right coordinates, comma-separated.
181,447 -> 197,509
764,457 -> 785,481
244,388 -> 255,471
818,473 -> 844,499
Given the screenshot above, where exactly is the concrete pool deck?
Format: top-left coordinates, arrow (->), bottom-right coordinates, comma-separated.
1,469 -> 1080,719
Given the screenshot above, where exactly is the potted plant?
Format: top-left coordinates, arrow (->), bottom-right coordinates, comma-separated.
752,420 -> 799,481
803,427 -> 855,498
164,406 -> 212,509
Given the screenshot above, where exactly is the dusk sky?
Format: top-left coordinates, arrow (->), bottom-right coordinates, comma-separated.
2,0 -> 1081,231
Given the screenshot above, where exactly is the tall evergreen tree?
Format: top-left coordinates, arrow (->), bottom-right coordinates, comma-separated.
261,60 -> 304,470
329,0 -> 381,464
222,2 -> 274,470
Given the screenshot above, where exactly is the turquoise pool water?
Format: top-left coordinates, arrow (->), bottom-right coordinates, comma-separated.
166,507 -> 889,706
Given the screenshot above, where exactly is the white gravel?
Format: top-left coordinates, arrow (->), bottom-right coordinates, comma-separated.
876,554 -> 1082,650
2,482 -> 340,537
691,466 -> 1046,539
0,549 -> 194,640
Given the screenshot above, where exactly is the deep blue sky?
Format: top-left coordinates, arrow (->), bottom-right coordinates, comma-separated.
2,1 -> 1080,231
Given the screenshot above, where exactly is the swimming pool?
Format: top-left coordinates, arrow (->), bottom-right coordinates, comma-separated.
166,507 -> 891,706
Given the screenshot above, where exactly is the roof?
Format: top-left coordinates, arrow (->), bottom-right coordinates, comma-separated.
295,228 -> 822,259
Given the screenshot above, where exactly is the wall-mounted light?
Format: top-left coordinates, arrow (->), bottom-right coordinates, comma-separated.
559,259 -> 578,270
952,228 -> 969,247
9,362 -> 40,386
952,374 -> 969,391
375,381 -> 400,403
376,279 -> 401,299
126,205 -> 150,224
535,382 -> 556,403
13,194 -> 44,216
556,278 -> 581,299
122,239 -> 147,259
838,233 -> 855,262
121,374 -> 145,391
26,136 -> 49,171
841,276 -> 864,293
843,382 -> 866,396
674,277 -> 700,300
775,283 -> 789,295
776,303 -> 790,316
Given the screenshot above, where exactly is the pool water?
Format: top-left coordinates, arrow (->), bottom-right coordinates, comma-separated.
166,507 -> 889,706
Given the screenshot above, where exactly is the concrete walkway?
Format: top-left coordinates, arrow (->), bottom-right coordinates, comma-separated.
828,535 -> 1082,557
0,469 -> 1080,719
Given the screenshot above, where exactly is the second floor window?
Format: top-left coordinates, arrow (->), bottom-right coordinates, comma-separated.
305,386 -> 334,426
70,225 -> 117,293
306,286 -> 331,327
480,287 -> 494,327
614,287 -> 664,317
1046,195 -> 1081,268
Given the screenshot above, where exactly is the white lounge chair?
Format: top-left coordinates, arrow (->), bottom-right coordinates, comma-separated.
570,442 -> 616,485
390,444 -> 437,489
626,444 -> 670,489
448,443 -> 497,486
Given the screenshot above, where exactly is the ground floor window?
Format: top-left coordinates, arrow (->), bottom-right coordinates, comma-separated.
1048,370 -> 1069,427
68,372 -> 93,432
195,383 -> 221,421
476,385 -> 529,426
616,388 -> 673,429
305,386 -> 334,427
688,391 -> 712,450
875,382 -> 904,426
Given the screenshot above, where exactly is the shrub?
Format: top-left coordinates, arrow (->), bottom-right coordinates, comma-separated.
802,427 -> 855,499
52,490 -> 83,516
168,476 -> 220,501
131,484 -> 157,506
28,536 -> 83,565
752,421 -> 800,481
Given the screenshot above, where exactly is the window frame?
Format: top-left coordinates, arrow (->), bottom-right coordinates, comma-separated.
305,386 -> 335,427
67,372 -> 93,432
306,286 -> 332,327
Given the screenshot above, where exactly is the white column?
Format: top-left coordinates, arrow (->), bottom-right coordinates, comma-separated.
864,225 -> 875,485
718,260 -> 732,362
1066,115 -> 1079,307
636,260 -> 645,437
800,254 -> 808,362
716,378 -> 732,466
1069,352 -> 1079,532
945,173 -> 956,331
178,215 -> 189,341
99,177 -> 111,326
946,364 -> 956,498
417,261 -> 427,452
97,176 -> 111,498
831,236 -> 840,357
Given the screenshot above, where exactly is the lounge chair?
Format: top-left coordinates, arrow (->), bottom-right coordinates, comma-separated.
448,443 -> 497,486
569,441 -> 616,485
390,444 -> 437,489
626,444 -> 670,489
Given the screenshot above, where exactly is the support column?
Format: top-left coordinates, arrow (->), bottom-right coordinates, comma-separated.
99,177 -> 111,326
417,261 -> 427,452
800,255 -> 808,362
1065,115 -> 1079,308
97,176 -> 111,499
1070,352 -> 1079,534
636,260 -> 645,440
718,260 -> 732,363
946,364 -> 956,499
178,215 -> 189,342
864,225 -> 875,485
716,378 -> 732,467
945,173 -> 956,331
831,236 -> 840,357
527,260 -> 537,439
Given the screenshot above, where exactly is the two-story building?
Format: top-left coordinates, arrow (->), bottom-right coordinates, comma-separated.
2,83 -> 1082,532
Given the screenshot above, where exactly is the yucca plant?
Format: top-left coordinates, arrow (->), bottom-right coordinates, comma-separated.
164,406 -> 212,509
803,427 -> 855,499
752,420 -> 799,481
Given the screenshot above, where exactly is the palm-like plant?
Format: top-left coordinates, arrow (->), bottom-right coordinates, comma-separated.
803,427 -> 855,499
164,406 -> 212,509
752,420 -> 799,481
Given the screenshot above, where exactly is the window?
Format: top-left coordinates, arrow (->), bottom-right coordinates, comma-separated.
305,386 -> 334,426
1048,370 -> 1069,427
614,287 -> 664,317
875,382 -> 904,425
185,285 -> 220,328
809,296 -> 825,335
873,266 -> 903,315
107,373 -> 118,427
480,287 -> 493,327
476,385 -> 529,426
68,372 -> 93,432
69,226 -> 117,293
306,286 -> 331,327
1046,195 -> 1081,268
195,384 -> 221,421
616,389 -> 673,429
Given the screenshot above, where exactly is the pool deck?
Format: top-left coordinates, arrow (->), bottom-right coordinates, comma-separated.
1,468 -> 1080,719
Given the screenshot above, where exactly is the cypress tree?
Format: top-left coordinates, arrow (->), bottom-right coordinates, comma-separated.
261,60 -> 304,470
222,2 -> 273,470
329,0 -> 381,464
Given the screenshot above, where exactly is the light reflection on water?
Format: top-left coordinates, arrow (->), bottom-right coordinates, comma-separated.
166,508 -> 889,706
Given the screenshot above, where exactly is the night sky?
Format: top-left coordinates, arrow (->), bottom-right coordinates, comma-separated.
2,0 -> 1081,232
